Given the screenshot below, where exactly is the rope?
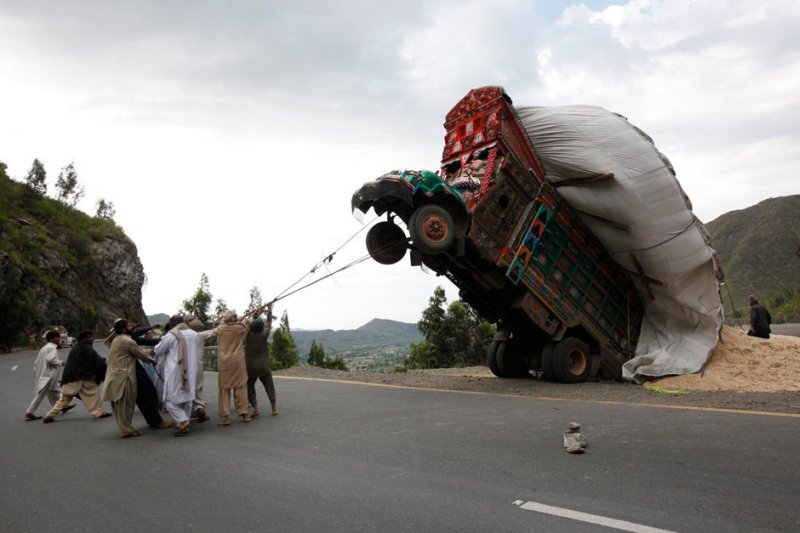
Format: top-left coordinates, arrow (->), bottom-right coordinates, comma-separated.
724,282 -> 746,332
272,216 -> 378,301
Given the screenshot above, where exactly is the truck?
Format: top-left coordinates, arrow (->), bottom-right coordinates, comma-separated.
351,86 -> 644,382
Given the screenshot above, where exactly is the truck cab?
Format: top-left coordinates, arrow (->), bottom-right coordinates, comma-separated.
351,87 -> 643,382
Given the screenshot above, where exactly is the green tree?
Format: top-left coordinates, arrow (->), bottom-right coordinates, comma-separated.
181,273 -> 212,325
95,198 -> 116,220
321,355 -> 348,371
270,323 -> 299,370
25,159 -> 47,196
308,339 -> 325,366
210,298 -> 228,327
248,286 -> 263,314
54,162 -> 84,207
406,286 -> 495,369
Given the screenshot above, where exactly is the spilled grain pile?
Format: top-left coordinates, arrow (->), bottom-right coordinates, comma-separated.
655,325 -> 800,392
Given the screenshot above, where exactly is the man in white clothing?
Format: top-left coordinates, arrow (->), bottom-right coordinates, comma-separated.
25,330 -> 74,420
185,314 -> 216,423
153,315 -> 199,436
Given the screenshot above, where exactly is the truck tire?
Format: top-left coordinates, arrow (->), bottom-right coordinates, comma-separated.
366,221 -> 407,265
541,343 -> 558,382
409,205 -> 455,254
551,337 -> 592,383
486,340 -> 503,377
496,340 -> 530,378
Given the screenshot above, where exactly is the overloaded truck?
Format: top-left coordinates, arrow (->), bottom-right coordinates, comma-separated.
351,86 -> 644,382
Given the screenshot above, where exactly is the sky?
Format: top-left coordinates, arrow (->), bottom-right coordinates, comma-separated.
1,1 -> 798,330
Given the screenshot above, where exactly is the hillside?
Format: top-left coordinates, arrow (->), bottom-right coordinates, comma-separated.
705,195 -> 800,320
0,164 -> 147,349
292,318 -> 422,370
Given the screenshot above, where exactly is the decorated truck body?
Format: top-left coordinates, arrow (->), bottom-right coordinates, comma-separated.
351,87 -> 643,382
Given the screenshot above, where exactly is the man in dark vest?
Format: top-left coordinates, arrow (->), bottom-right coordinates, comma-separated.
747,294 -> 772,339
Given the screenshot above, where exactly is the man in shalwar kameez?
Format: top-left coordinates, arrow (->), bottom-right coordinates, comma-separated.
25,330 -> 72,420
102,319 -> 157,438
185,315 -> 217,423
216,309 -> 253,426
154,315 -> 199,436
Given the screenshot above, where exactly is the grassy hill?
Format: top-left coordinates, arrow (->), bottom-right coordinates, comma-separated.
705,195 -> 800,322
292,318 -> 421,370
0,163 -> 146,349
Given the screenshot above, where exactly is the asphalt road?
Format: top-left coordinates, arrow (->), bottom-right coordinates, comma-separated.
3,346 -> 799,532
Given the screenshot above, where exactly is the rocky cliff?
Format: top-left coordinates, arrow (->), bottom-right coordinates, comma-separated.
0,165 -> 146,348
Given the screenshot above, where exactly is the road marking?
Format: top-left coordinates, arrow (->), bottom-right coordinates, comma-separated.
275,375 -> 800,418
513,500 -> 676,533
11,365 -> 18,371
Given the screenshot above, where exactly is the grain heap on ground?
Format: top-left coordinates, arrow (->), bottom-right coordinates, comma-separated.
655,325 -> 800,392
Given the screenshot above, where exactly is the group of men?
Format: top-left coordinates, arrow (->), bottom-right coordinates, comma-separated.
25,305 -> 277,438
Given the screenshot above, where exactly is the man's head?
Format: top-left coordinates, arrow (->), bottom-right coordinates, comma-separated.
223,310 -> 238,323
45,330 -> 61,344
184,314 -> 204,332
165,314 -> 185,332
113,319 -> 131,335
250,318 -> 264,333
748,294 -> 759,305
77,330 -> 94,344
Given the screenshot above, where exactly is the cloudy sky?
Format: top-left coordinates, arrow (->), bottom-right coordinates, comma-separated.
1,1 -> 798,330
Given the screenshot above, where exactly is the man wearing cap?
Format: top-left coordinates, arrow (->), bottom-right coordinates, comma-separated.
216,309 -> 256,425
43,330 -> 111,422
102,319 -> 157,438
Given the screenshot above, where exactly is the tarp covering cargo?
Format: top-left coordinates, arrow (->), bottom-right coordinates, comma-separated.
516,106 -> 724,382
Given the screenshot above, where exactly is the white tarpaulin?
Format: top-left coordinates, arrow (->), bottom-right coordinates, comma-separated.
516,105 -> 724,382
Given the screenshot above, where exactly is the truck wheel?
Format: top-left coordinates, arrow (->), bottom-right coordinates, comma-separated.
410,205 -> 455,254
541,343 -> 558,382
487,341 -> 503,377
366,221 -> 407,265
496,341 -> 531,378
551,338 -> 591,383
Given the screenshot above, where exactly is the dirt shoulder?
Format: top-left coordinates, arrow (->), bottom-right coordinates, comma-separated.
276,364 -> 800,415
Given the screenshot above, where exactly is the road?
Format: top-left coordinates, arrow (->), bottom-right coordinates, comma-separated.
2,346 -> 799,532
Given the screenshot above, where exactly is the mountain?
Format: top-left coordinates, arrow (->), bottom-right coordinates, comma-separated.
291,318 -> 422,370
147,313 -> 171,326
705,195 -> 800,320
0,164 -> 147,349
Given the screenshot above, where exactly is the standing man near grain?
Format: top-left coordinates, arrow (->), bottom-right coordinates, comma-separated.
747,294 -> 772,339
216,309 -> 257,426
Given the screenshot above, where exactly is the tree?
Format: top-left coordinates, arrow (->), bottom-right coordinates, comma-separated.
95,198 -> 116,220
54,162 -> 85,207
406,286 -> 495,369
210,298 -> 228,327
308,339 -> 325,366
248,286 -> 263,314
271,328 -> 299,370
25,159 -> 47,196
181,273 -> 213,325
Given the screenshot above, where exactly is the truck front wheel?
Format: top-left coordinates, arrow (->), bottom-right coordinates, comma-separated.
366,221 -> 408,265
409,205 -> 455,254
551,337 -> 591,383
496,340 -> 531,378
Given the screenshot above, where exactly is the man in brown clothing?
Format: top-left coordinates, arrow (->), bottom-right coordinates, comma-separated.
216,309 -> 255,425
101,319 -> 157,438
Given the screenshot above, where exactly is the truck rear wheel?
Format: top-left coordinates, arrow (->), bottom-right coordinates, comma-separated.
496,340 -> 531,378
551,337 -> 591,383
366,221 -> 407,265
541,343 -> 558,382
409,205 -> 455,254
486,341 -> 503,377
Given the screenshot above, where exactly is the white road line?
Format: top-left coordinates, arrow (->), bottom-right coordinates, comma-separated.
513,500 -> 677,533
11,365 -> 18,371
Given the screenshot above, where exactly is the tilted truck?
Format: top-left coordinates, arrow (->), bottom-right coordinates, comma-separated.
351,86 -> 644,382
